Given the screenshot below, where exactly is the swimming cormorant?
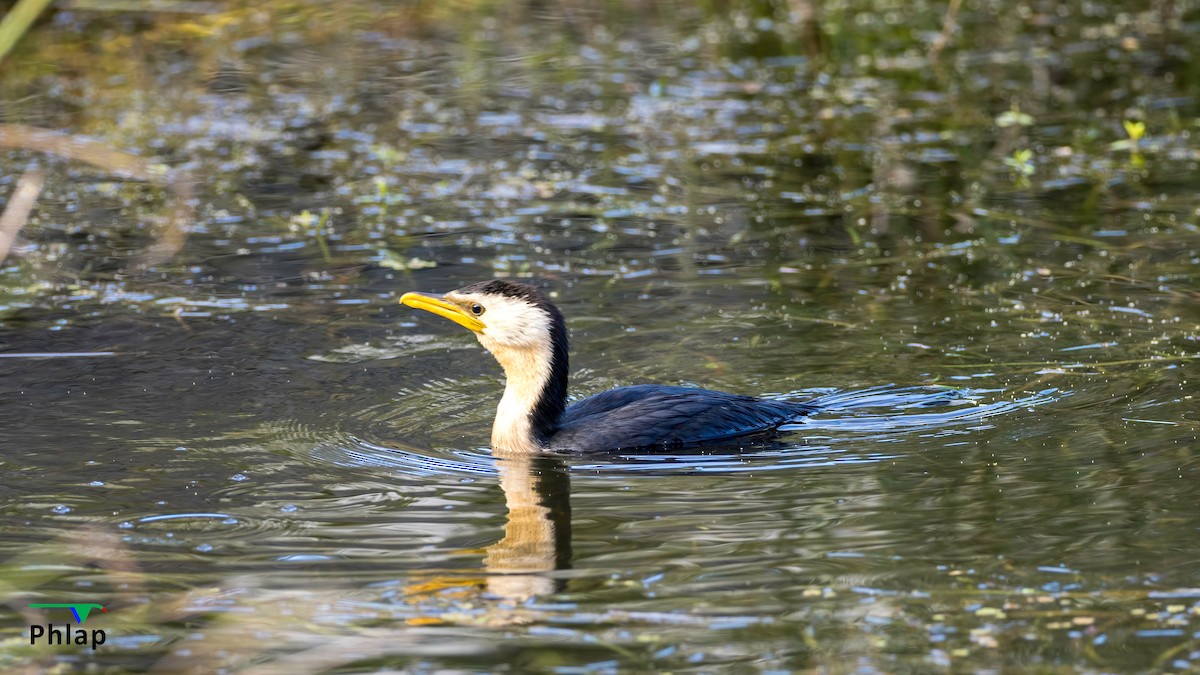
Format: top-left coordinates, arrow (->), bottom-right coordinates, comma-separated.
400,280 -> 817,454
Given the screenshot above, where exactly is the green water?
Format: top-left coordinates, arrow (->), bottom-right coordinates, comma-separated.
1,1 -> 1198,672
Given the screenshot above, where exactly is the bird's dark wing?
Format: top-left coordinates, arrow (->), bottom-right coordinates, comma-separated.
549,385 -> 816,454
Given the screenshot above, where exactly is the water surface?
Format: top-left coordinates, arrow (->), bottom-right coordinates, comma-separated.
1,1 -> 1198,672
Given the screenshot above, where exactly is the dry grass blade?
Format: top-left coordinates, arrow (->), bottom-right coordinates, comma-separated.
929,0 -> 963,62
139,171 -> 196,267
0,169 -> 43,264
0,124 -> 195,267
0,124 -> 165,179
69,526 -> 145,592
0,0 -> 55,64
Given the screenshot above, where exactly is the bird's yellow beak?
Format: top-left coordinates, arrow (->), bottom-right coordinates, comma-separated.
400,291 -> 485,333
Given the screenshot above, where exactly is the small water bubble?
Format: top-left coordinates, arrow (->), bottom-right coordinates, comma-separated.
52,504 -> 71,514
118,521 -> 133,529
230,473 -> 249,482
88,480 -> 104,487
195,543 -> 213,553
280,504 -> 298,513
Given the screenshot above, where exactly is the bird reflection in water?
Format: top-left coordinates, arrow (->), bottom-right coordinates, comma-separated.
484,451 -> 572,600
400,450 -> 572,611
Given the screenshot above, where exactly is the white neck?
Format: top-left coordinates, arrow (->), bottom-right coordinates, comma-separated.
454,291 -> 559,454
488,345 -> 552,453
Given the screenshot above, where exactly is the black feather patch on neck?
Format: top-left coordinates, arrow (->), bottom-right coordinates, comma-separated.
456,279 -> 570,443
531,300 -> 569,442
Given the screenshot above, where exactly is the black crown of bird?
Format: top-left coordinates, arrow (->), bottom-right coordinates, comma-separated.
401,280 -> 817,454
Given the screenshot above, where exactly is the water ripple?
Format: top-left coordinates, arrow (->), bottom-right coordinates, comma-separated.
791,385 -> 1067,432
313,386 -> 1066,478
309,436 -> 498,478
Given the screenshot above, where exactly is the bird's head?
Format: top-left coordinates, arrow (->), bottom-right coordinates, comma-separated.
400,280 -> 562,357
401,280 -> 571,447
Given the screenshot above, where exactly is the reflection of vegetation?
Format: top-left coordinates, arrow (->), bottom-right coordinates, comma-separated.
1,0 -> 1191,271
309,208 -> 332,263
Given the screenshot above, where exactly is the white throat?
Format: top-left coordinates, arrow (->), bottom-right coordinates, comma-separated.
487,342 -> 553,453
467,295 -> 556,454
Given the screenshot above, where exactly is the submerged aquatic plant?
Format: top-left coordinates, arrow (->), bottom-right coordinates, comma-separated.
1122,119 -> 1147,168
995,105 -> 1034,129
1003,148 -> 1035,187
1123,120 -> 1146,143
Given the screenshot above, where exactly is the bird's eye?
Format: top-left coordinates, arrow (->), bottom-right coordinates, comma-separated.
470,303 -> 484,316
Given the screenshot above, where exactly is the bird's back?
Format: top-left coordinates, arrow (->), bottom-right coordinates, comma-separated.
548,385 -> 816,454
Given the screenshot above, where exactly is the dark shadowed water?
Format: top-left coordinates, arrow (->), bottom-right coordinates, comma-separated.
1,1 -> 1198,672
